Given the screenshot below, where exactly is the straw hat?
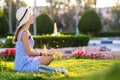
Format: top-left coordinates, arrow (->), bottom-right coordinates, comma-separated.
16,7 -> 32,29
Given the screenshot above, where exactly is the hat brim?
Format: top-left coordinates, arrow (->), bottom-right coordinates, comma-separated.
17,8 -> 31,29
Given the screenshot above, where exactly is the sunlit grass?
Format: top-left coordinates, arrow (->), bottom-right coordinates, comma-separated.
50,59 -> 119,79
0,58 -> 120,80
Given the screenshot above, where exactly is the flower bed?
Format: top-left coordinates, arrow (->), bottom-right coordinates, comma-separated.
0,48 -> 16,61
56,46 -> 117,60
0,46 -> 117,61
75,51 -> 116,59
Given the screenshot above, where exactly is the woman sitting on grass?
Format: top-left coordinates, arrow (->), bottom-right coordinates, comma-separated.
13,7 -> 56,72
13,7 -> 76,73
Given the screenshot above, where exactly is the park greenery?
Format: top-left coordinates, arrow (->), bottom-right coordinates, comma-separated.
1,0 -> 120,80
1,35 -> 89,48
0,9 -> 9,37
36,13 -> 54,35
1,0 -> 120,36
0,58 -> 120,80
78,9 -> 102,36
0,46 -> 119,80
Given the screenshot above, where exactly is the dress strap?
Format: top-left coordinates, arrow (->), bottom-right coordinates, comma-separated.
18,30 -> 27,41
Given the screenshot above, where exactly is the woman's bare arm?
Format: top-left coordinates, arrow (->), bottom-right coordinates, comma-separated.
22,31 -> 56,56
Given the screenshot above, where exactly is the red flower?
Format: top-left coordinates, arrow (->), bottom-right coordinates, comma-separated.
77,51 -> 85,56
4,48 -> 16,57
77,51 -> 86,59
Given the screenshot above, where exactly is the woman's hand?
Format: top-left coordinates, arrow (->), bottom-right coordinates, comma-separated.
46,49 -> 57,56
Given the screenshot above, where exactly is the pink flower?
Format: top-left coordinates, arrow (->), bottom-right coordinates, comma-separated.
91,53 -> 95,59
91,53 -> 102,59
95,53 -> 101,58
77,51 -> 86,56
77,51 -> 86,59
104,54 -> 116,59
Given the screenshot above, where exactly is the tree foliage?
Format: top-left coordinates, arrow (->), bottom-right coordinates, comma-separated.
4,0 -> 27,32
84,0 -> 96,10
36,13 -> 54,35
78,9 -> 102,36
0,9 -> 9,36
110,2 -> 120,30
37,0 -> 97,32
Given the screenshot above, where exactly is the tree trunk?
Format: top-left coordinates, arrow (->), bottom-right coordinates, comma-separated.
49,0 -> 53,19
16,0 -> 20,28
8,0 -> 12,33
16,0 -> 20,11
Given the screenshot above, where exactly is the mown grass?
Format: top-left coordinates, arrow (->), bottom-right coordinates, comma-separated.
0,58 -> 120,80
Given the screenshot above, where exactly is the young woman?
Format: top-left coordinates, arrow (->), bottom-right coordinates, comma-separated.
14,7 -> 56,72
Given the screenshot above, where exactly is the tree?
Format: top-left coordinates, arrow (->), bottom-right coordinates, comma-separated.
110,1 -> 120,31
4,0 -> 27,32
16,0 -> 20,12
8,0 -> 12,33
78,9 -> 102,36
36,13 -> 54,35
4,0 -> 12,33
46,0 -> 96,32
0,9 -> 9,36
49,0 -> 53,18
61,9 -> 76,31
84,0 -> 96,10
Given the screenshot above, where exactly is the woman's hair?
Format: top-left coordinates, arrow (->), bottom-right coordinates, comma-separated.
13,26 -> 22,44
13,8 -> 33,44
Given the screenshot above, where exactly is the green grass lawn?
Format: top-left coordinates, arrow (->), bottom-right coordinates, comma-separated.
0,58 -> 120,80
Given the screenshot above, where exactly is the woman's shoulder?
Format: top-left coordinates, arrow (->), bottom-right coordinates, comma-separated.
18,29 -> 29,39
19,29 -> 29,35
20,29 -> 29,33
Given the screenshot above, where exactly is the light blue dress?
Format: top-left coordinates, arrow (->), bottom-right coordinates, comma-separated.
14,30 -> 40,72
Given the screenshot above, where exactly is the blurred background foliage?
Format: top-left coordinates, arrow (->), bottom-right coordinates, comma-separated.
0,0 -> 120,37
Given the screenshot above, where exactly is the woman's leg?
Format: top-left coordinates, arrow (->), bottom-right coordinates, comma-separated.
38,55 -> 54,66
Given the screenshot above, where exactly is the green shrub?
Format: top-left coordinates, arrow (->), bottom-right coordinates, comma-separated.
78,9 -> 102,36
0,40 -> 3,47
3,36 -> 15,48
29,24 -> 34,34
4,35 -> 90,48
61,31 -> 76,35
33,35 -> 89,48
94,31 -> 120,37
7,33 -> 14,36
36,13 -> 54,35
0,9 -> 9,37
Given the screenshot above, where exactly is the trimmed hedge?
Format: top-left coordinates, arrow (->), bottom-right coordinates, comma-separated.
94,31 -> 120,37
61,32 -> 76,35
33,35 -> 90,48
3,36 -> 15,48
3,35 -> 90,48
